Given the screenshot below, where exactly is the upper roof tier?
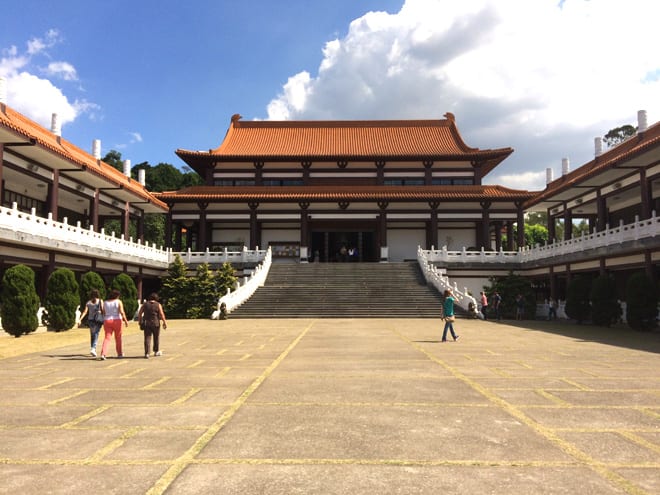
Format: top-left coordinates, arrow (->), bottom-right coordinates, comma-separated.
176,113 -> 513,176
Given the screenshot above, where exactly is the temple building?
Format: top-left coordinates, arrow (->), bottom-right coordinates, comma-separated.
159,113 -> 535,262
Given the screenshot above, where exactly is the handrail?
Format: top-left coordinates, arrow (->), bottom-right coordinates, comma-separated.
171,246 -> 268,265
0,203 -> 169,266
213,247 -> 272,317
417,247 -> 480,318
422,211 -> 660,265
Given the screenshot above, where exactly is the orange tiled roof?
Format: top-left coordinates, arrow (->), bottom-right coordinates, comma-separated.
155,184 -> 534,203
525,120 -> 660,209
176,113 -> 513,176
0,103 -> 167,210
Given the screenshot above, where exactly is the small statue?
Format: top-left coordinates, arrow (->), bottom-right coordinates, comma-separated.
219,302 -> 228,320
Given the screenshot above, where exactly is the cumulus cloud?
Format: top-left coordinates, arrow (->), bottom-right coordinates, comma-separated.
266,0 -> 660,190
0,29 -> 97,129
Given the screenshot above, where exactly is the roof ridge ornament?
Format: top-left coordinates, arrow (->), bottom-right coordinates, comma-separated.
444,112 -> 455,122
231,114 -> 242,124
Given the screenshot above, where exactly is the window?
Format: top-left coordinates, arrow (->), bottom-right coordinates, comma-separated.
384,178 -> 425,186
432,178 -> 474,185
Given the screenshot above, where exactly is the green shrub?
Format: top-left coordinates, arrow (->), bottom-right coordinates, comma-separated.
161,255 -> 190,318
625,272 -> 658,331
485,272 -> 534,319
590,275 -> 620,326
1,264 -> 40,337
79,271 -> 106,310
110,273 -> 138,319
565,276 -> 591,324
43,268 -> 79,331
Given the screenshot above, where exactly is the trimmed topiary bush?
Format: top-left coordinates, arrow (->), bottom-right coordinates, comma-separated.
110,273 -> 138,319
1,264 -> 40,337
590,274 -> 620,327
565,276 -> 591,324
625,271 -> 658,331
79,271 -> 106,311
43,268 -> 79,331
161,254 -> 191,318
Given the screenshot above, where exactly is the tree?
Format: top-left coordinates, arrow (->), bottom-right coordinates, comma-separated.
102,150 -> 124,172
186,263 -> 219,319
43,268 -> 79,331
603,125 -> 636,148
625,272 -> 658,331
215,262 -> 237,296
565,276 -> 591,324
160,255 -> 191,318
110,273 -> 139,319
590,275 -> 620,326
485,272 -> 534,319
1,264 -> 40,337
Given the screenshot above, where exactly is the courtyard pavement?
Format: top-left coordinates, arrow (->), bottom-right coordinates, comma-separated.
0,317 -> 658,494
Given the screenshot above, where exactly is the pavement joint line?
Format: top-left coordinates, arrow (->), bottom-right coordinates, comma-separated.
561,378 -> 592,391
391,326 -> 651,495
490,368 -> 511,378
188,458 -> 580,467
37,378 -> 75,390
145,319 -> 316,495
618,431 -> 660,454
534,389 -> 570,406
141,377 -> 172,389
186,360 -> 205,368
639,408 -> 660,420
121,367 -> 147,378
170,387 -> 202,405
86,426 -> 141,463
514,360 -> 533,369
48,390 -> 89,405
177,340 -> 190,347
214,367 -> 231,377
578,368 -> 601,377
59,405 -> 111,428
216,349 -> 227,355
239,353 -> 251,361
247,401 -> 495,407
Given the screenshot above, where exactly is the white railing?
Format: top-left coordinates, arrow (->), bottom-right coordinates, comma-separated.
213,247 -> 272,317
422,211 -> 660,265
519,212 -> 660,262
417,247 -> 480,318
172,246 -> 268,265
0,203 -> 169,267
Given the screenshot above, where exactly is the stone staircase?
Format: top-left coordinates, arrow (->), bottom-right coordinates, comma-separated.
228,262 -> 444,318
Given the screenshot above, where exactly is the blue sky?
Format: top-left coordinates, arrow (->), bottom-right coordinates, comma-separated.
1,0 -> 659,191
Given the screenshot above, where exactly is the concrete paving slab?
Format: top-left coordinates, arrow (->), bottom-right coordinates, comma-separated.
0,317 -> 658,494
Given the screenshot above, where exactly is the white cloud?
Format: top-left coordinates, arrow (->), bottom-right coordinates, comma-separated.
0,29 -> 95,130
45,61 -> 78,81
129,132 -> 143,143
266,0 -> 660,191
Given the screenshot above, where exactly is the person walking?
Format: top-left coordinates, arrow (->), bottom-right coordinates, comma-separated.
480,291 -> 488,320
77,289 -> 104,357
99,289 -> 129,360
492,290 -> 502,320
515,293 -> 525,320
138,292 -> 168,358
548,297 -> 557,320
441,289 -> 459,342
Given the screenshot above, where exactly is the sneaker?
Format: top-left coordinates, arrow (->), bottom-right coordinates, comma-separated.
454,336 -> 460,341
441,339 -> 447,342
90,349 -> 97,357
155,351 -> 162,357
117,354 -> 124,358
100,355 -> 106,360
144,354 -> 149,359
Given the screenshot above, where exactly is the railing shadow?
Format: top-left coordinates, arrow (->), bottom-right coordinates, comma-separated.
501,319 -> 660,354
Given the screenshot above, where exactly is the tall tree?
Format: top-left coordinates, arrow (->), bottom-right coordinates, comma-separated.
603,125 -> 636,148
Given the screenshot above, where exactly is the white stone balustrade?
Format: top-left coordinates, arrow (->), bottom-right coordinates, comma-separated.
417,247 -> 480,317
174,246 -> 268,265
0,203 -> 169,267
213,247 -> 272,317
421,211 -> 660,265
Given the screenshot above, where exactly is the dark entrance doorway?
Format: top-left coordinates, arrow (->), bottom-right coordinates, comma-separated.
310,229 -> 377,262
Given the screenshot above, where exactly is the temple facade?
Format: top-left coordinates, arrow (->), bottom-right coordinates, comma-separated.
159,113 -> 535,263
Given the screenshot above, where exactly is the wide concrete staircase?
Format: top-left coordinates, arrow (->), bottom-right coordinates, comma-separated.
229,262 -> 443,318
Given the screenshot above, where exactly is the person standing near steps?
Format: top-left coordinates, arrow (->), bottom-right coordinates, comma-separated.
441,289 -> 459,342
99,289 -> 129,360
